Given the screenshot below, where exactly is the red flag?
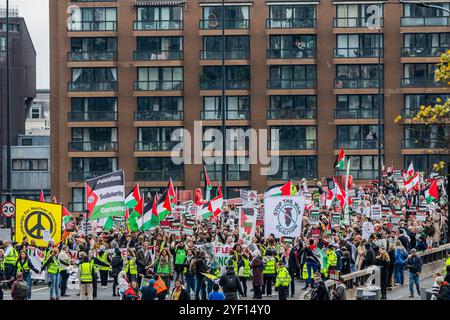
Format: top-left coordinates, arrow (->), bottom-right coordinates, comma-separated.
39,190 -> 45,202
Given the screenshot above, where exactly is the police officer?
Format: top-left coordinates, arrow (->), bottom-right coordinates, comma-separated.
97,246 -> 111,288
89,250 -> 109,299
3,240 -> 18,284
79,254 -> 94,300
262,250 -> 277,297
444,250 -> 450,276
41,248 -> 61,300
275,261 -> 292,300
238,253 -> 251,297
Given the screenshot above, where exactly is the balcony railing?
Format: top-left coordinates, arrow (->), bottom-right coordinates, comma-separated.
134,170 -> 184,181
68,111 -> 118,122
134,80 -> 183,91
336,170 -> 379,180
201,171 -> 250,181
401,46 -> 448,57
267,108 -> 316,120
68,81 -> 117,92
266,18 -> 316,29
67,21 -> 117,32
270,139 -> 317,150
135,141 -> 180,152
401,108 -> 420,118
133,20 -> 183,30
334,108 -> 383,119
69,171 -> 110,182
268,170 -> 317,181
267,79 -> 316,89
68,141 -> 118,152
401,78 -> 443,88
335,139 -> 383,149
333,17 -> 384,28
334,48 -> 383,58
200,50 -> 249,60
267,48 -> 316,59
134,111 -> 183,121
68,202 -> 85,213
200,79 -> 250,90
67,51 -> 117,61
400,16 -> 450,27
334,79 -> 383,89
199,19 -> 249,30
201,110 -> 250,120
402,138 -> 448,149
133,50 -> 183,61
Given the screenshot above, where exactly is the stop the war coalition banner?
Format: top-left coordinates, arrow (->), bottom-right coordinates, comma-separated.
264,196 -> 305,238
86,170 -> 126,221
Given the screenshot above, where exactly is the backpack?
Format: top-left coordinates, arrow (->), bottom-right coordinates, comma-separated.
14,281 -> 29,300
223,274 -> 237,291
189,258 -> 197,275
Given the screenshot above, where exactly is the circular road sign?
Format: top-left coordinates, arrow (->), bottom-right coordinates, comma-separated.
2,201 -> 16,218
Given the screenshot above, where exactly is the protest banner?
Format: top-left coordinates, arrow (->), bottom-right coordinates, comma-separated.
263,196 -> 305,238
213,245 -> 232,273
331,213 -> 341,226
238,205 -> 257,244
371,205 -> 382,220
309,207 -> 320,223
15,199 -> 62,247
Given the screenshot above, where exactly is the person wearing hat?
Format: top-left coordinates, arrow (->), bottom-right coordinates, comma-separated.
310,273 -> 330,300
274,261 -> 291,300
97,245 -> 111,288
140,278 -> 157,300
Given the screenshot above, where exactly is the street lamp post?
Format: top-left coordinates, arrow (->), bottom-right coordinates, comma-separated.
377,8 -> 383,185
221,0 -> 227,199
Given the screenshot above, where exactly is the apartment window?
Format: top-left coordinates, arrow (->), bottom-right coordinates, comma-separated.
271,126 -> 317,150
137,67 -> 183,82
269,95 -> 316,119
71,188 -> 85,212
137,36 -> 182,51
268,35 -> 316,58
404,33 -> 450,47
271,156 -> 317,180
136,157 -> 183,181
403,63 -> 436,79
31,107 -> 41,119
337,95 -> 384,110
337,64 -> 383,79
71,128 -> 117,142
69,7 -> 117,31
204,157 -> 250,181
404,3 -> 450,17
21,138 -> 33,146
404,94 -> 450,113
71,37 -> 117,52
0,23 -> 19,32
202,36 -> 249,59
405,155 -> 450,174
269,65 -> 316,89
336,34 -> 383,57
202,6 -> 249,29
201,66 -> 250,89
404,124 -> 449,140
12,159 -> 48,171
138,127 -> 180,142
203,96 -> 249,119
72,158 -> 117,172
337,125 -> 384,141
71,67 -> 117,83
348,156 -> 381,170
71,97 -> 117,113
0,36 -> 5,51
336,4 -> 383,19
136,6 -> 183,22
137,97 -> 182,113
268,5 -> 316,28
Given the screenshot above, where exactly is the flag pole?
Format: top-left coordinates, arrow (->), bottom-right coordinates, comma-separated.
344,158 -> 351,225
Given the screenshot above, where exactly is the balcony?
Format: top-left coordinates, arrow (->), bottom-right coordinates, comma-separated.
135,141 -> 179,152
401,108 -> 419,118
401,17 -> 450,27
336,170 -> 378,180
69,171 -> 110,182
267,108 -> 316,120
133,50 -> 183,61
333,18 -> 384,28
133,20 -> 183,31
67,51 -> 117,62
68,141 -> 118,152
402,138 -> 447,149
334,79 -> 382,89
201,171 -> 250,181
199,19 -> 249,30
334,48 -> 383,58
270,139 -> 317,150
268,170 -> 317,180
267,48 -> 316,59
201,110 -> 250,120
134,111 -> 183,121
334,108 -> 383,119
200,50 -> 249,60
335,139 -> 383,149
266,19 -> 316,29
401,47 -> 448,58
68,81 -> 117,92
67,21 -> 117,32
200,79 -> 250,90
401,78 -> 443,88
134,170 -> 184,181
68,112 -> 118,122
68,202 -> 85,213
267,79 -> 316,90
134,80 -> 183,91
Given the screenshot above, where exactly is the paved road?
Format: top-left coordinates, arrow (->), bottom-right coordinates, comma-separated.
2,274 -> 436,301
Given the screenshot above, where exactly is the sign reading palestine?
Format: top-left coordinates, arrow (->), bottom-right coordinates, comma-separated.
15,199 -> 62,247
86,170 -> 126,221
264,196 -> 305,238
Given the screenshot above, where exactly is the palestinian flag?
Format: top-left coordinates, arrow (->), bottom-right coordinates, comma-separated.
334,147 -> 345,170
313,247 -> 328,271
198,201 -> 213,220
125,185 -> 141,210
40,190 -> 45,202
62,206 -> 73,229
139,194 -> 160,231
210,186 -> 223,217
425,179 -> 439,204
335,180 -> 347,209
167,178 -> 177,205
404,172 -> 420,193
387,161 -> 394,176
157,190 -> 172,221
128,196 -> 144,232
264,181 -> 291,197
97,217 -> 115,231
204,166 -> 213,201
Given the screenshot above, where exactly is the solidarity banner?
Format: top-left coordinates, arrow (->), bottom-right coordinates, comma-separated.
263,196 -> 305,238
15,199 -> 62,247
238,205 -> 257,244
86,170 -> 126,221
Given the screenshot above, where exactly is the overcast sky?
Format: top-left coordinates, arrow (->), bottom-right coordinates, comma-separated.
10,0 -> 49,89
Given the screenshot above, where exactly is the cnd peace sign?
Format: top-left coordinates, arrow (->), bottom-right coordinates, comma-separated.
24,210 -> 54,240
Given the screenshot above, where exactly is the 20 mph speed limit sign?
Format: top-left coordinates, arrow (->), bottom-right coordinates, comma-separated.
2,202 -> 16,218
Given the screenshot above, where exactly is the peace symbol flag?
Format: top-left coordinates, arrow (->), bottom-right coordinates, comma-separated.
15,199 -> 62,247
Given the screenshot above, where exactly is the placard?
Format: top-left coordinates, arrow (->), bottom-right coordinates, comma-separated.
371,205 -> 382,220
263,196 -> 305,238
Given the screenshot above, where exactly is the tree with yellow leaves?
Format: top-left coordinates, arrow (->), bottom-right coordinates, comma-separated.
395,50 -> 449,173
